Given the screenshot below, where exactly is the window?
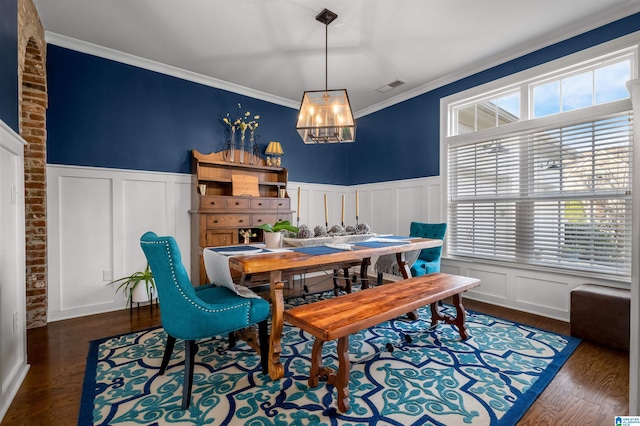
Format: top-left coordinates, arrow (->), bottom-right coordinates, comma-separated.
445,46 -> 636,276
531,56 -> 631,118
453,90 -> 521,135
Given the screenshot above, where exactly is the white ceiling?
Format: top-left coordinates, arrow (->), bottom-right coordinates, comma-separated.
33,0 -> 640,116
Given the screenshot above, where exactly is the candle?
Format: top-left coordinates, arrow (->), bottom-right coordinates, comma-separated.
341,195 -> 345,225
356,190 -> 359,217
324,194 -> 328,225
297,187 -> 301,216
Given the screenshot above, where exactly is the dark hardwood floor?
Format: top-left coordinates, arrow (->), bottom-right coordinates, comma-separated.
1,276 -> 629,425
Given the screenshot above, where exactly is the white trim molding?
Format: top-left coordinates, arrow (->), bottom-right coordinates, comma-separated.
0,120 -> 29,423
626,78 -> 640,415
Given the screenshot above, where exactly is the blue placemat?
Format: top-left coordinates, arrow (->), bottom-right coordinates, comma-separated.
355,240 -> 409,248
377,235 -> 412,239
207,246 -> 271,255
292,246 -> 351,255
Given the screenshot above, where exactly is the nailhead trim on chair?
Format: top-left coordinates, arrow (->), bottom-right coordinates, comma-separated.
141,239 -> 251,320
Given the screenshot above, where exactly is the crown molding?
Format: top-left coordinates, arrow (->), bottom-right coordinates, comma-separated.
355,2 -> 640,118
44,32 -> 300,110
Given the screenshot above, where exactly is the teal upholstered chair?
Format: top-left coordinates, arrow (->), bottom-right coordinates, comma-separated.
375,222 -> 447,283
409,222 -> 447,277
139,232 -> 270,410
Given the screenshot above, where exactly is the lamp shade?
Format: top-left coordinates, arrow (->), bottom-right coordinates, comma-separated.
296,89 -> 356,144
265,141 -> 284,156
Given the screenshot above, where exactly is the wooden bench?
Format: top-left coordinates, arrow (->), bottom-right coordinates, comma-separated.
283,272 -> 481,412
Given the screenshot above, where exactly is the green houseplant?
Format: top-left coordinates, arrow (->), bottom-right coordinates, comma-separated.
108,263 -> 155,307
259,220 -> 299,248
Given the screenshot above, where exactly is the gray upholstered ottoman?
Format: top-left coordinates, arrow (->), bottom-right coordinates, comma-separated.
570,284 -> 630,351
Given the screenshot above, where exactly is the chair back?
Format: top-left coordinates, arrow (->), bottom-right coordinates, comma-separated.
139,231 -> 201,332
410,222 -> 447,261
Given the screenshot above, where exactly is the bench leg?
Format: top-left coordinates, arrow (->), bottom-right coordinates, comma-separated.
309,338 -> 326,388
308,336 -> 351,413
333,336 -> 351,412
430,293 -> 469,340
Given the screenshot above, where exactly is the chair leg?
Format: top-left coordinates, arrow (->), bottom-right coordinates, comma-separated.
377,272 -> 383,285
159,335 -> 176,375
258,320 -> 269,375
228,331 -> 236,348
182,340 -> 197,410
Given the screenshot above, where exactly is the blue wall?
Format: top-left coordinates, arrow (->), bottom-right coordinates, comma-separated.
46,12 -> 640,185
349,11 -> 640,184
0,0 -> 18,131
46,46 -> 348,184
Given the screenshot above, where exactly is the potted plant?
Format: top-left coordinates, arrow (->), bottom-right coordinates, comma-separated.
258,220 -> 299,248
108,263 -> 156,307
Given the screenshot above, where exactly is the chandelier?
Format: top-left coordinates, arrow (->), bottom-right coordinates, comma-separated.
295,8 -> 355,144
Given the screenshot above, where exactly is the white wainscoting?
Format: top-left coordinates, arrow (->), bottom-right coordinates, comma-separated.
441,259 -> 629,322
0,121 -> 28,423
47,169 -> 628,324
47,165 -> 193,322
288,176 -> 444,234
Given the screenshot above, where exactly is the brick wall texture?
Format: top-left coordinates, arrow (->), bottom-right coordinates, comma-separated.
18,0 -> 48,328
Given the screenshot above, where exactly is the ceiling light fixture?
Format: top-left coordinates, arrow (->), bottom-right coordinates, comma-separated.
296,8 -> 355,144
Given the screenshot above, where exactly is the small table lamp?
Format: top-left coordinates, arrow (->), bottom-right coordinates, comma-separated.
265,141 -> 284,166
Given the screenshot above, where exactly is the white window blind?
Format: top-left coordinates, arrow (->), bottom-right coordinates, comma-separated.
447,111 -> 633,276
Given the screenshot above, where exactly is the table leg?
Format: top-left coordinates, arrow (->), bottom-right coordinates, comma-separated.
343,267 -> 352,293
240,273 -> 252,286
396,252 -> 411,279
396,253 -> 418,320
268,270 -> 285,380
360,258 -> 371,289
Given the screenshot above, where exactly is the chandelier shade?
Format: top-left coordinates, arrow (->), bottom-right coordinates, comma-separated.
296,8 -> 356,144
296,89 -> 355,144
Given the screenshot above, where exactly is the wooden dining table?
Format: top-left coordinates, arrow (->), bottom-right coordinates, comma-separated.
227,236 -> 443,380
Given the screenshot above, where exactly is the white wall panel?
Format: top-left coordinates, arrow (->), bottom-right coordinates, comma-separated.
516,275 -> 569,313
174,181 -> 193,257
289,183 -> 361,230
58,176 -> 112,310
371,188 -> 394,233
443,256 -> 628,321
466,268 -> 508,300
46,169 -> 630,325
48,165 -> 192,321
122,179 -> 167,274
397,186 -> 423,234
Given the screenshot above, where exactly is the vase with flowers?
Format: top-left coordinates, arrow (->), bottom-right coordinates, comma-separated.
222,103 -> 260,164
248,119 -> 260,165
239,229 -> 256,244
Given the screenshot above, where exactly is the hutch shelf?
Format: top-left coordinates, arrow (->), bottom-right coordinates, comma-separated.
190,149 -> 293,285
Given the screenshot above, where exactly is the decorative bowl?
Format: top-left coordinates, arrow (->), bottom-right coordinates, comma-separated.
283,233 -> 376,247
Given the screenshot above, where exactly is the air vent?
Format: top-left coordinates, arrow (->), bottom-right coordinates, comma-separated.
376,79 -> 406,93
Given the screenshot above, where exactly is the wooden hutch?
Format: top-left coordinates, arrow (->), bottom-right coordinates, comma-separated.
190,149 -> 294,285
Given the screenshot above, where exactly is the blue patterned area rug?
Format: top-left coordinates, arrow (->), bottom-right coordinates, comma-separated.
80,290 -> 580,425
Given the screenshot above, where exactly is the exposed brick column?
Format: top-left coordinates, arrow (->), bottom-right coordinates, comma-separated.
18,0 -> 48,328
22,40 -> 48,328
